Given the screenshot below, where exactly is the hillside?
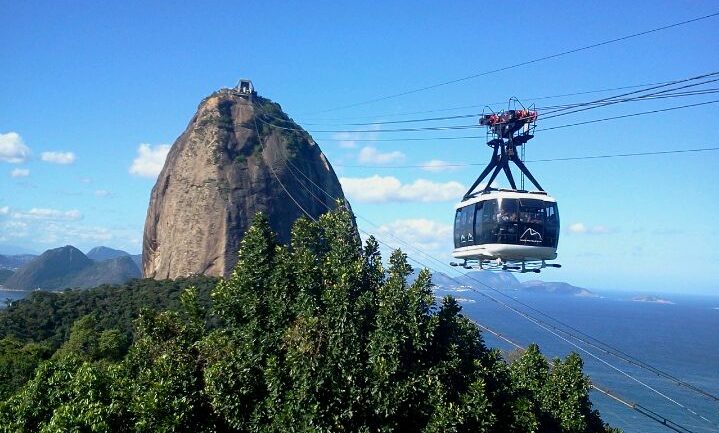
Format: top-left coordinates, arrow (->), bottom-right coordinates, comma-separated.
4,246 -> 141,291
427,270 -> 596,297
521,280 -> 598,297
86,246 -> 130,262
4,246 -> 93,290
0,269 -> 13,284
0,254 -> 37,271
0,276 -> 217,346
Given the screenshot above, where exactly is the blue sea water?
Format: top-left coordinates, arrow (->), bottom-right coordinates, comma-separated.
2,288 -> 717,432
0,290 -> 30,308
452,289 -> 719,433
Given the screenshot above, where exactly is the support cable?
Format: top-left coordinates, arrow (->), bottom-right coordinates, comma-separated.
308,11 -> 719,114
303,146 -> 719,170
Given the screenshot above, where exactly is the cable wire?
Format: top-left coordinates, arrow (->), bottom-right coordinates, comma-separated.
299,98 -> 719,141
318,147 -> 719,170
307,11 -> 719,113
298,79 -> 680,123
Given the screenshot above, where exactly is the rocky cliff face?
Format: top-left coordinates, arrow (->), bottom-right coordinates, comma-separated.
143,88 -> 346,279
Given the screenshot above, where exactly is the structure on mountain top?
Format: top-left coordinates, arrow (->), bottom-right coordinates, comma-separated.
236,79 -> 254,95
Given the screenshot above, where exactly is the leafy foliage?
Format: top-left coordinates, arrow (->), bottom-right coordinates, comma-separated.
0,208 -> 618,432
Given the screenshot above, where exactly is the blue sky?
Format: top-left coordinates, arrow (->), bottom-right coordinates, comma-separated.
1,1 -> 718,294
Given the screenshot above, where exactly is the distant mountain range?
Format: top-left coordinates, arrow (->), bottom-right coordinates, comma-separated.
2,245 -> 142,291
417,270 -> 597,297
0,254 -> 37,270
2,244 -> 594,297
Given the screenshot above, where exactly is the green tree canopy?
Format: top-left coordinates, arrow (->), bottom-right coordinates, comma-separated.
0,207 -> 618,432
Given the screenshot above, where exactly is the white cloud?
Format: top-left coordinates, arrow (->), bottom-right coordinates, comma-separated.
41,151 -> 75,164
94,189 -> 111,198
38,223 -> 113,244
10,168 -> 29,177
12,208 -> 82,221
568,222 -> 612,234
568,223 -> 587,234
130,143 -> 170,178
421,159 -> 461,172
340,175 -> 465,203
370,219 -> 454,262
377,219 -> 452,248
357,146 -> 405,164
0,132 -> 31,163
0,206 -> 9,215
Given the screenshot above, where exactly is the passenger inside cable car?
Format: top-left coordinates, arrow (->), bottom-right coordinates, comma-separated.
454,197 -> 559,249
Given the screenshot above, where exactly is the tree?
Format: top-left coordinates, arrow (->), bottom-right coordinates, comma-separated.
0,207 -> 620,433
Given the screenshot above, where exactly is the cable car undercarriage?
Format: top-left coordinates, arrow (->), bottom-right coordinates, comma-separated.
451,101 -> 561,273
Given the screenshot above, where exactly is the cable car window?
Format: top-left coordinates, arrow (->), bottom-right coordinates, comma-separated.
498,198 -> 518,223
462,206 -> 475,246
519,199 -> 545,225
454,205 -> 476,248
544,203 -> 560,248
454,209 -> 462,248
473,202 -> 484,243
477,199 -> 498,244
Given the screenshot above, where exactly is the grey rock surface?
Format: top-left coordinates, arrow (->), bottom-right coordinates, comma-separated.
143,89 -> 346,279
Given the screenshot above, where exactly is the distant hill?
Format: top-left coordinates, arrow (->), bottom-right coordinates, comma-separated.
520,280 -> 598,297
67,256 -> 141,289
423,270 -> 595,297
0,254 -> 38,270
86,246 -> 130,262
417,270 -> 521,290
632,295 -> 674,304
0,269 -> 14,284
4,246 -> 141,290
130,254 -> 142,271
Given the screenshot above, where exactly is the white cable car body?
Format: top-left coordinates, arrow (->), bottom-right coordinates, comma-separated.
452,190 -> 559,271
451,102 -> 561,273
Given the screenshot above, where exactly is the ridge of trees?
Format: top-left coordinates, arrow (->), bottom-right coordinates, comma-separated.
0,208 -> 619,432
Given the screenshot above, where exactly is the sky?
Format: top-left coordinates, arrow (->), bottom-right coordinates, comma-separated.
1,1 -> 718,294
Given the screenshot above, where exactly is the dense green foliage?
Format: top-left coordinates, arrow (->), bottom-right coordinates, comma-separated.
0,209 -> 618,432
0,276 -> 217,400
0,276 -> 217,347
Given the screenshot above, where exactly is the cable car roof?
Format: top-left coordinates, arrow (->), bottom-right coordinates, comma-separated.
456,189 -> 556,209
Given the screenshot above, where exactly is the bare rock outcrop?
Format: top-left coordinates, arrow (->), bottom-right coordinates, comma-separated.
142,87 -> 346,279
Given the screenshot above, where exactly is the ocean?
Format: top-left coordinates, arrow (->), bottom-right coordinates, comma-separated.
2,288 -> 717,432
0,289 -> 31,307
452,289 -> 719,433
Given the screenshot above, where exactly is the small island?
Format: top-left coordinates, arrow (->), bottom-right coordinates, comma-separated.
632,295 -> 675,304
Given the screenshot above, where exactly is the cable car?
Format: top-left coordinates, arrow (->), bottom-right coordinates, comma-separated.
451,102 -> 561,273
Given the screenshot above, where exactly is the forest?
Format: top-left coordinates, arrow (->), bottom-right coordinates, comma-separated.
0,208 -> 619,432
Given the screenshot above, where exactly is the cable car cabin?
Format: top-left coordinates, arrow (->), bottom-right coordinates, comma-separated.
453,190 -> 559,265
